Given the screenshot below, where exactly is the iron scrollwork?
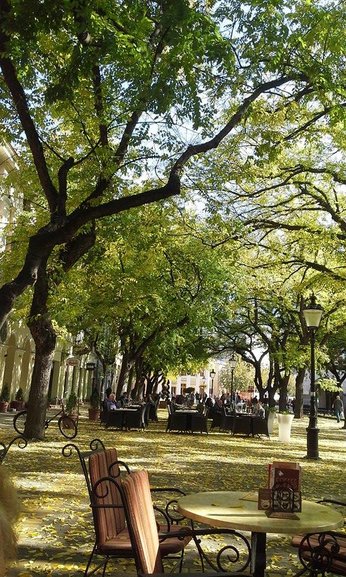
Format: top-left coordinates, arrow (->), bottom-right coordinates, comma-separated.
0,435 -> 28,464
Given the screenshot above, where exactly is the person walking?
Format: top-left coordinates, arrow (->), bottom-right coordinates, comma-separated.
332,394 -> 344,423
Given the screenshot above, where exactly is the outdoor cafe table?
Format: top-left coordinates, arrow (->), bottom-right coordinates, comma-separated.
169,409 -> 200,433
177,490 -> 344,577
105,407 -> 140,429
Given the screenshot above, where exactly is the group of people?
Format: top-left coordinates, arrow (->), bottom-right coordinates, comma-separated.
103,387 -> 128,411
169,391 -> 267,419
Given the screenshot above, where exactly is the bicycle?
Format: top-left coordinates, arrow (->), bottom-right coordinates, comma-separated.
13,402 -> 78,439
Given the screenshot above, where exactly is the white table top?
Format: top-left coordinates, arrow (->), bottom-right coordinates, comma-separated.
113,407 -> 139,411
177,491 -> 344,535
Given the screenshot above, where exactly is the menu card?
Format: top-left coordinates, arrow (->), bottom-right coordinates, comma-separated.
258,461 -> 302,517
268,461 -> 301,491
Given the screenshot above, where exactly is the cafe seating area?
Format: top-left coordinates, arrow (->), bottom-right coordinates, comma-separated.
166,403 -> 208,434
59,436 -> 346,577
3,407 -> 346,577
62,438 -> 252,577
210,408 -> 270,437
104,403 -> 150,430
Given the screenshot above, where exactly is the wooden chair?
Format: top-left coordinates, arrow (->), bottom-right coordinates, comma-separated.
292,531 -> 346,576
291,499 -> 346,576
120,469 -> 252,576
62,440 -> 192,577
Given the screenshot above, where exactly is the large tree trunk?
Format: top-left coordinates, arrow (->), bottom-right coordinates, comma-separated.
24,316 -> 56,440
24,261 -> 57,439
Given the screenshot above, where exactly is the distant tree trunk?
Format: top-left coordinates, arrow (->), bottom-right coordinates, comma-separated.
295,367 -> 305,418
116,350 -> 132,398
127,365 -> 135,397
278,374 -> 290,412
267,385 -> 277,407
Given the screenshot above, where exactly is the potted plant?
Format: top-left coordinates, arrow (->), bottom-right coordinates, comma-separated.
10,387 -> 25,411
0,384 -> 10,412
277,411 -> 294,442
88,388 -> 100,421
66,391 -> 78,418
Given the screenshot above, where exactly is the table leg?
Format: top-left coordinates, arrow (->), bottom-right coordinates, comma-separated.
251,532 -> 266,577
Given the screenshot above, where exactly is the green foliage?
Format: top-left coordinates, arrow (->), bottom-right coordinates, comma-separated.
0,384 -> 10,402
1,0 -> 346,421
15,387 -> 24,401
318,378 -> 342,393
55,203 -> 236,376
89,388 -> 100,409
66,391 -> 78,413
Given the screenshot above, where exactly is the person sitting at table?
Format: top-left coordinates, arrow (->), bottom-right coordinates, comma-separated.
119,392 -> 129,407
101,387 -> 113,419
254,400 -> 265,418
106,393 -> 118,411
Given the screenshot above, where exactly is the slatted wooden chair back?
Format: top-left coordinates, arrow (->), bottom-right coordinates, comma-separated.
88,448 -> 126,547
121,469 -> 164,575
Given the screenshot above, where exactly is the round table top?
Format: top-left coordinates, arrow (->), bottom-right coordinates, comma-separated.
177,491 -> 344,535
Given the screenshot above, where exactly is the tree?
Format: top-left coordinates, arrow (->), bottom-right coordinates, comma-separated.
1,0 -> 344,437
58,204 -> 234,398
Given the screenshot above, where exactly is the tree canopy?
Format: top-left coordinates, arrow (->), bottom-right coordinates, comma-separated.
0,0 -> 345,437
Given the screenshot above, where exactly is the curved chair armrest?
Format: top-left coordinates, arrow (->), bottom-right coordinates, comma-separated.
140,573 -> 253,577
150,487 -> 187,524
150,486 -> 186,495
318,498 -> 346,507
158,525 -> 251,573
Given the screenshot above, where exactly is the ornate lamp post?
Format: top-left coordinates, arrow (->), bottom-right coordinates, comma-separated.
303,295 -> 323,460
229,353 -> 237,413
210,369 -> 216,398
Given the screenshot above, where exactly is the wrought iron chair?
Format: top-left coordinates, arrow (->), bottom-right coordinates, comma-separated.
291,499 -> 346,576
62,440 -> 192,577
292,531 -> 346,576
0,435 -> 27,464
119,469 -> 252,576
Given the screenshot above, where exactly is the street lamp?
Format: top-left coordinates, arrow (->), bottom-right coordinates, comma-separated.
210,369 -> 216,397
229,353 -> 237,413
303,295 -> 323,460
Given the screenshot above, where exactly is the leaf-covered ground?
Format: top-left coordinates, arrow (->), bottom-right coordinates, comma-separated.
1,409 -> 345,577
